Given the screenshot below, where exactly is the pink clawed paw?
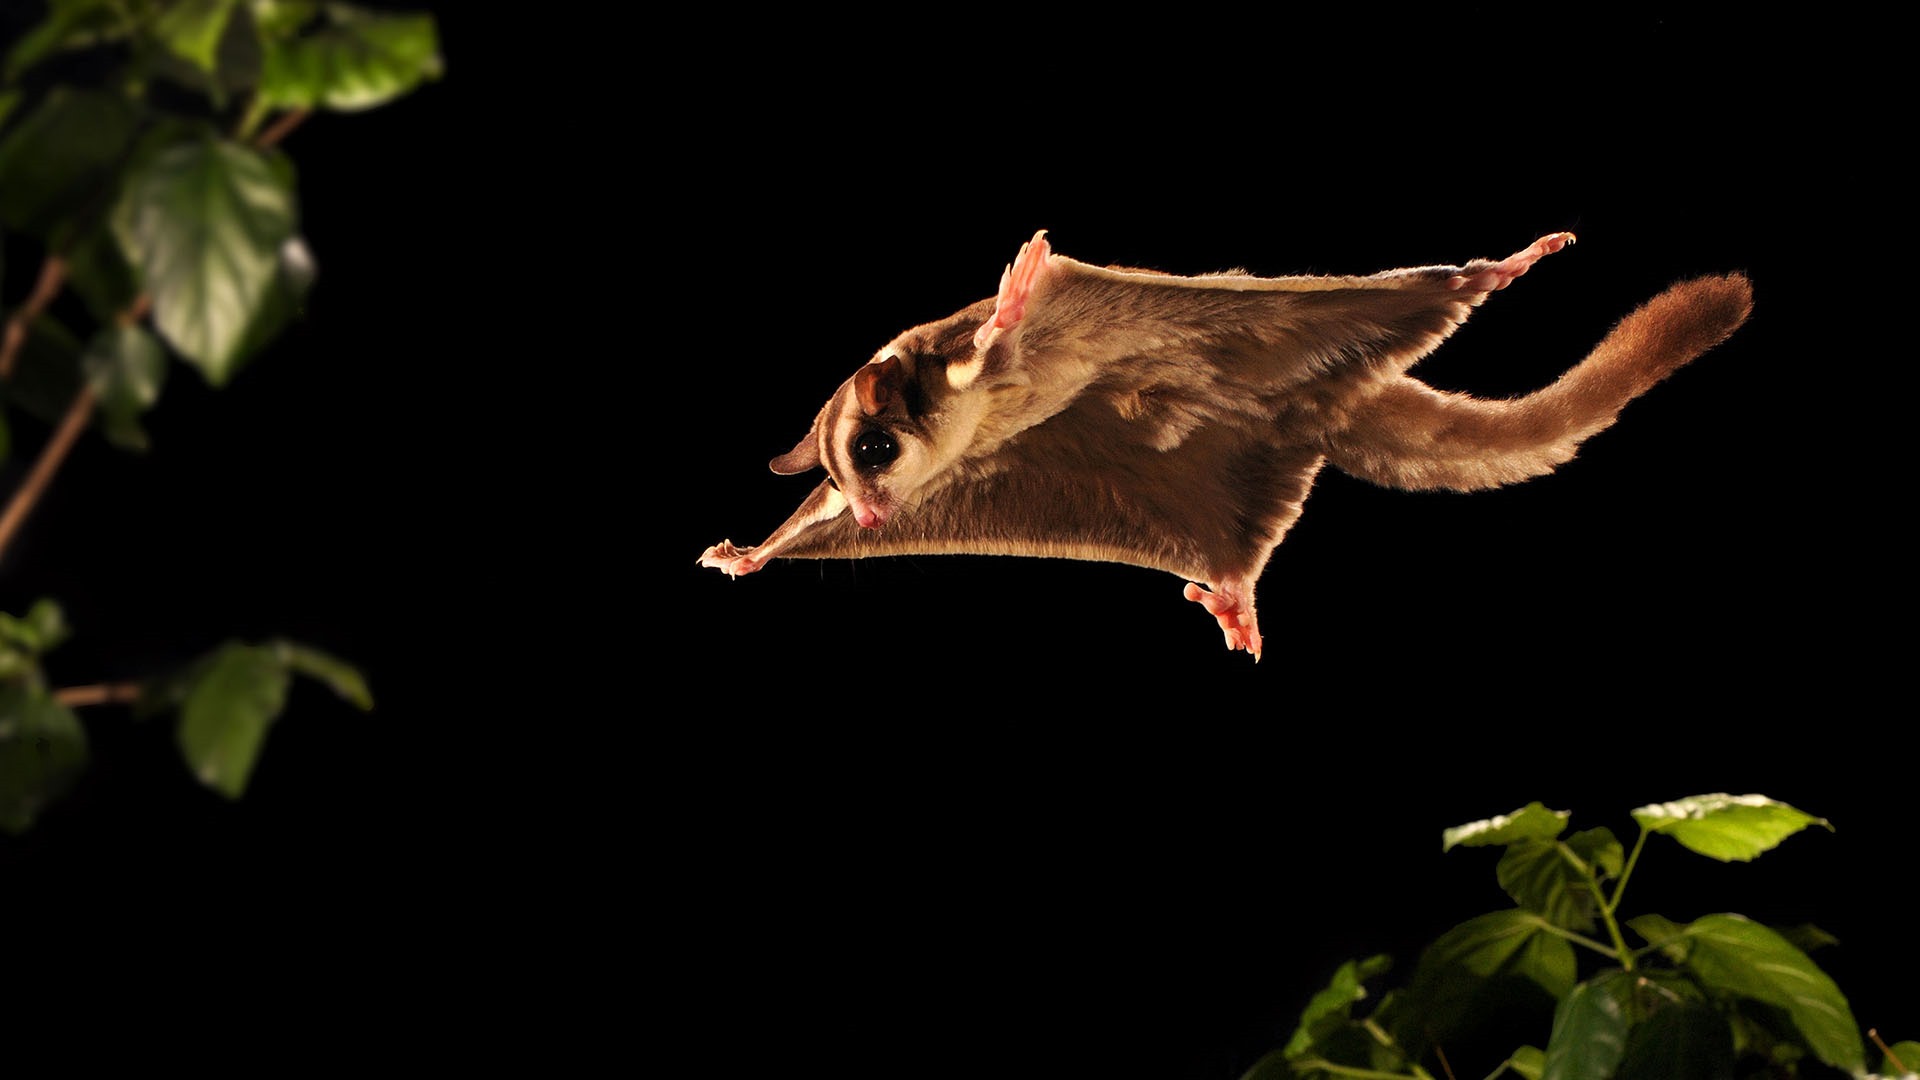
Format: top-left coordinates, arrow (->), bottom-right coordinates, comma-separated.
1450,231 -> 1575,293
1183,581 -> 1265,661
698,540 -> 761,578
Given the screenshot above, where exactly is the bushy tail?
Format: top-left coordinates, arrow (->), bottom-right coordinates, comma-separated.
1323,274 -> 1753,491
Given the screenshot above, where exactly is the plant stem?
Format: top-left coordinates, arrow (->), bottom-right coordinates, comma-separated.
53,681 -> 141,707
1359,1020 -> 1435,1080
1608,828 -> 1649,913
1528,918 -> 1617,959
1294,1060 -> 1424,1080
1870,1030 -> 1906,1073
1432,1043 -> 1457,1080
0,255 -> 70,379
254,108 -> 311,149
0,383 -> 95,564
1594,828 -> 1649,973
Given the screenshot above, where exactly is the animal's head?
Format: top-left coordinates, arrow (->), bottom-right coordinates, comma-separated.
770,300 -> 995,529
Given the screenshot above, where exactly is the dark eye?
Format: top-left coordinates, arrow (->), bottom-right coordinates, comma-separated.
852,429 -> 899,469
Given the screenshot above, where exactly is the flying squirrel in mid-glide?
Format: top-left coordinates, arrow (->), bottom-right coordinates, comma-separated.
699,230 -> 1753,660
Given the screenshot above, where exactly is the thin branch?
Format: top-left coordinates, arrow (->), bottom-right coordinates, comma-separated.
1433,1043 -> 1457,1080
0,255 -> 71,379
254,108 -> 311,149
0,383 -> 97,561
1871,1030 -> 1907,1074
53,681 -> 142,707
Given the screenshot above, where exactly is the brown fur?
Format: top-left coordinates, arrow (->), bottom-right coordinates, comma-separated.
700,235 -> 1752,658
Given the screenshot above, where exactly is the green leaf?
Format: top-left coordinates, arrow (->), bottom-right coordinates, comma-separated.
4,0 -> 133,83
231,234 -> 317,363
0,645 -> 31,681
1630,794 -> 1831,862
176,642 -> 291,798
1565,827 -> 1624,879
82,325 -> 168,452
112,135 -> 297,383
0,88 -> 21,128
1626,913 -> 1690,961
64,222 -> 144,323
274,639 -> 372,710
0,88 -> 144,236
1283,954 -> 1392,1059
1659,914 -> 1863,1072
0,599 -> 70,654
1542,972 -> 1629,1080
1883,1041 -> 1920,1076
1517,931 -> 1576,1001
257,4 -> 441,112
1443,802 -> 1569,851
1507,1046 -> 1545,1080
154,0 -> 242,74
1614,1002 -> 1734,1080
1,316 -> 85,431
252,1 -> 323,37
1400,910 -> 1568,1041
0,686 -> 88,833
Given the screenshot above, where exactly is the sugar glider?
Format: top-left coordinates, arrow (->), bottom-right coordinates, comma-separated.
698,231 -> 1752,660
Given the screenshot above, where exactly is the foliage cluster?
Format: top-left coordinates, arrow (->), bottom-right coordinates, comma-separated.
0,0 -> 440,830
1247,795 -> 1911,1080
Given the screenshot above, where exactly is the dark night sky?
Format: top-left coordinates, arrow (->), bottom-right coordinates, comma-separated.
3,10 -> 1907,1075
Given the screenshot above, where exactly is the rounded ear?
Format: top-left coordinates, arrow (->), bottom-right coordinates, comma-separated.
854,354 -> 903,416
769,426 -> 820,474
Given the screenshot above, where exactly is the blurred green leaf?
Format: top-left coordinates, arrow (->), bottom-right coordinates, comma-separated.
1657,914 -> 1862,1072
82,324 -> 168,451
1626,913 -> 1690,961
0,646 -> 31,681
251,1 -> 322,37
64,222 -> 144,322
1444,802 -> 1568,851
0,686 -> 88,834
1507,1046 -> 1546,1080
232,234 -> 317,365
112,134 -> 297,383
1631,794 -> 1831,862
1614,1002 -> 1734,1080
4,0 -> 133,83
0,88 -> 144,236
1283,954 -> 1391,1059
154,0 -> 242,74
256,3 -> 440,112
1,316 -> 84,428
0,599 -> 70,654
275,638 -> 372,710
1542,973 -> 1629,1080
0,88 -> 21,128
176,642 -> 290,798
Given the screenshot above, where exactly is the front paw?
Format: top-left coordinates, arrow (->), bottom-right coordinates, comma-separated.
698,540 -> 762,577
1183,580 -> 1264,661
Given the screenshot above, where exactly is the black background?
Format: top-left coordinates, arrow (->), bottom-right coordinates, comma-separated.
3,9 -> 1907,1075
